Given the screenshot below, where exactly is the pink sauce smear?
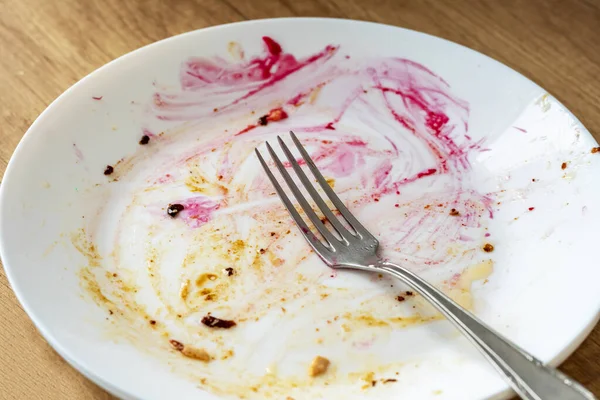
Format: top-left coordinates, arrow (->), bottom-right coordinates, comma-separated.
145,37 -> 493,268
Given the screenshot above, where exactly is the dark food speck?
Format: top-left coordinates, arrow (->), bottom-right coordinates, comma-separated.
561,162 -> 567,170
592,147 -> 600,154
104,165 -> 114,175
167,204 -> 185,217
483,243 -> 494,252
225,267 -> 235,276
258,115 -> 268,126
396,296 -> 405,302
449,208 -> 460,216
139,135 -> 150,145
169,339 -> 185,351
201,315 -> 237,329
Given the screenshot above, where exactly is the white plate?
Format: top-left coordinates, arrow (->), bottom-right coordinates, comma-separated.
1,18 -> 599,400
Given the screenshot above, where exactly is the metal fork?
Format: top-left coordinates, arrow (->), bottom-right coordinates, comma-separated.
256,131 -> 596,400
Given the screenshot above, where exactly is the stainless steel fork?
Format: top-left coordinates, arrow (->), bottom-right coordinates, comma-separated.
256,131 -> 596,400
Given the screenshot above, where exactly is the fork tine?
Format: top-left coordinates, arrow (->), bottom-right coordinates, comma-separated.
255,149 -> 330,256
277,136 -> 355,242
264,142 -> 340,247
289,131 -> 372,239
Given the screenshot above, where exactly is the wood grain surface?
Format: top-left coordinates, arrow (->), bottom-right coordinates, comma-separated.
0,0 -> 599,399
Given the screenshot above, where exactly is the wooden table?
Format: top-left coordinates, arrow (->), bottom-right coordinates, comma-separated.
0,0 -> 598,398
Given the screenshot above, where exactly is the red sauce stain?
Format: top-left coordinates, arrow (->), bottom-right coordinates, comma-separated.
263,36 -> 282,56
144,37 -> 496,270
175,196 -> 220,228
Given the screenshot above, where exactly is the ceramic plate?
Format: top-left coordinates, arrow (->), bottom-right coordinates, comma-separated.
1,18 -> 599,400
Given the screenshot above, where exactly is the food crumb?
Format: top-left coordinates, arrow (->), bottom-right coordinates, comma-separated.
201,315 -> 237,329
139,135 -> 150,145
483,243 -> 494,252
258,115 -> 268,125
383,378 -> 397,383
103,165 -> 114,175
308,356 -> 330,377
396,295 -> 405,302
592,147 -> 600,154
167,204 -> 185,217
149,320 -> 156,325
169,340 -> 211,362
224,267 -> 235,276
169,339 -> 184,351
405,291 -> 414,296
179,279 -> 190,299
92,96 -> 103,100
528,207 -> 535,211
449,208 -> 460,216
561,162 -> 567,170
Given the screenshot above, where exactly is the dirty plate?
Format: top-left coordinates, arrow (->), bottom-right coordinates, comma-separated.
1,18 -> 599,400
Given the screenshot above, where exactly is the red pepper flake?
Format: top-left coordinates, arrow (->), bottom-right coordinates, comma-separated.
394,204 -> 399,208
270,232 -> 276,236
396,191 -> 400,195
139,135 -> 150,145
167,204 -> 184,217
92,96 -> 103,100
561,162 -> 567,170
268,107 -> 288,122
528,207 -> 535,211
104,165 -> 114,175
483,243 -> 494,252
374,198 -> 379,202
201,315 -> 237,329
592,147 -> 600,154
449,208 -> 460,216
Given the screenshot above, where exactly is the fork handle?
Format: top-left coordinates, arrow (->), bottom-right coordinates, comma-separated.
379,261 -> 596,400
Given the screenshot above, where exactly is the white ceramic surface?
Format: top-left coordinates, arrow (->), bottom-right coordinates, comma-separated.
1,18 -> 599,400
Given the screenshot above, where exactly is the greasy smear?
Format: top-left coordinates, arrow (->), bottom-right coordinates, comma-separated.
76,37 -> 495,399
